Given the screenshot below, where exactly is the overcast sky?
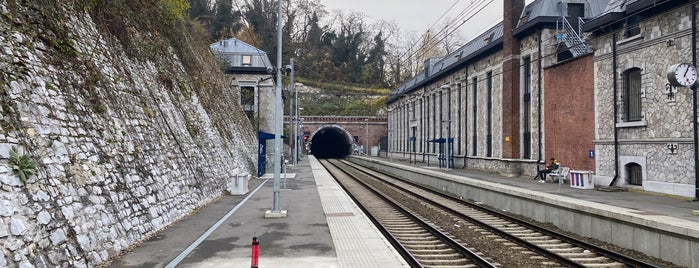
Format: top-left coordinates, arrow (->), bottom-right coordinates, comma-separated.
321,0 -> 533,40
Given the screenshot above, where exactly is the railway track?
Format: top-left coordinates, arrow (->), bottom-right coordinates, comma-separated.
322,159 -> 659,268
320,159 -> 498,268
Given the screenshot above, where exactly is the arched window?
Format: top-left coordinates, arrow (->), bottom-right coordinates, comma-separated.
623,68 -> 642,122
625,162 -> 643,186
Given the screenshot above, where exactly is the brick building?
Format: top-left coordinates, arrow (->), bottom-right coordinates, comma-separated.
387,0 -> 604,178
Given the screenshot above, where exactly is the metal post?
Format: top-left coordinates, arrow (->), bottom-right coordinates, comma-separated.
290,58 -> 297,166
269,0 -> 284,216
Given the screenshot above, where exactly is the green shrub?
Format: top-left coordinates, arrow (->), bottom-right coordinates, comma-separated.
159,0 -> 189,21
8,147 -> 38,185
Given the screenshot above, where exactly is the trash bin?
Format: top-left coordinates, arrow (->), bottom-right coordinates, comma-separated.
569,170 -> 594,189
228,174 -> 249,195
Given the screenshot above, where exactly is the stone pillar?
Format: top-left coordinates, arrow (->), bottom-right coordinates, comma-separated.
502,0 -> 525,159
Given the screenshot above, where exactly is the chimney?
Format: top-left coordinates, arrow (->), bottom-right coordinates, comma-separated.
501,0 -> 525,159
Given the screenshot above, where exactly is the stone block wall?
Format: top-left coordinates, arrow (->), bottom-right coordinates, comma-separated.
591,6 -> 696,196
0,2 -> 255,267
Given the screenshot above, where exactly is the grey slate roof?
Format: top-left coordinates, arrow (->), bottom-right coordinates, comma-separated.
389,0 -> 610,103
388,22 -> 504,103
209,38 -> 273,71
518,0 -> 609,25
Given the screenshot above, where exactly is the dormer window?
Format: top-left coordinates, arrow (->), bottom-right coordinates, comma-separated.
242,55 -> 252,66
624,15 -> 642,38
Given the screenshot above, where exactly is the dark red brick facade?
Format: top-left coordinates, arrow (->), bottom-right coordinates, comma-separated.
543,55 -> 595,171
502,0 -> 524,159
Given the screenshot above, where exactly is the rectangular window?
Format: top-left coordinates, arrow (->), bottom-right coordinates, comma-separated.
457,83 -> 462,155
439,90 -> 443,140
411,101 -> 415,120
420,97 -> 424,152
241,55 -> 252,66
567,3 -> 584,18
486,72 -> 493,157
241,86 -> 255,119
472,77 -> 478,156
426,96 -> 430,153
624,68 -> 643,122
624,15 -> 642,37
522,57 -> 532,159
432,94 -> 437,152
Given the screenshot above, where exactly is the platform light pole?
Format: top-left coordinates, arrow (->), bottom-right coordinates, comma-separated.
288,58 -> 297,166
266,0 -> 286,218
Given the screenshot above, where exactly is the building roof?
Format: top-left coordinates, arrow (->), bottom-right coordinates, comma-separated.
210,38 -> 273,74
515,0 -> 609,36
387,22 -> 504,103
582,0 -> 680,32
389,0 -> 610,104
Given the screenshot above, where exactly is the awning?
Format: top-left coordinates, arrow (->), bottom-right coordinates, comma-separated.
258,131 -> 287,140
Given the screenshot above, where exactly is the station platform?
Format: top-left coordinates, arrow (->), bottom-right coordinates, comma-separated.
108,154 -> 699,268
107,155 -> 408,268
365,156 -> 699,223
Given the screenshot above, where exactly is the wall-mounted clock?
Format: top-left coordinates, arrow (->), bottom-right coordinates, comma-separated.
667,63 -> 698,87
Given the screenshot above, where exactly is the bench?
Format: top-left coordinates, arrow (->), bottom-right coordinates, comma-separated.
547,166 -> 570,183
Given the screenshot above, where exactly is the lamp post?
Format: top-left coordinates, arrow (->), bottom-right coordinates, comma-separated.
266,0 -> 286,218
297,107 -> 303,159
288,58 -> 296,166
440,85 -> 451,169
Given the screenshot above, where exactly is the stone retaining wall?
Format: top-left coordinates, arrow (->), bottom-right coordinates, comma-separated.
0,2 -> 255,267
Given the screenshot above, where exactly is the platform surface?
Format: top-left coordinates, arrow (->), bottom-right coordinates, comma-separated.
108,156 -> 407,268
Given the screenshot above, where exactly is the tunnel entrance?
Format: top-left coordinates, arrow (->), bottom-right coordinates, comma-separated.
309,125 -> 353,159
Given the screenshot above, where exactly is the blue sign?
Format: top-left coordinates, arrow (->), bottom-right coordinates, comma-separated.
409,136 -> 416,142
589,150 -> 595,158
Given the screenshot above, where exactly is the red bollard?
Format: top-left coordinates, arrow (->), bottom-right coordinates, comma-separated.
251,236 -> 259,268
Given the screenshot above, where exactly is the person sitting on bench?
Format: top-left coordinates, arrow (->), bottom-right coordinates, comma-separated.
534,157 -> 559,183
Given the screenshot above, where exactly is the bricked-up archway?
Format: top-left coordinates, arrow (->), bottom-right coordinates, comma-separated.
309,125 -> 353,158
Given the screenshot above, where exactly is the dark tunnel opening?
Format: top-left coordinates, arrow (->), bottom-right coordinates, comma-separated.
310,127 -> 353,159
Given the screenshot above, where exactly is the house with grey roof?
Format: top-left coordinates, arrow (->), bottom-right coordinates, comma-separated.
210,38 -> 276,176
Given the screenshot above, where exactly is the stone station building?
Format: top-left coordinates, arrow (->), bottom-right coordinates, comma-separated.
388,0 -> 699,198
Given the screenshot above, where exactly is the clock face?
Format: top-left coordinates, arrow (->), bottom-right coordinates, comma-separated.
668,63 -> 698,87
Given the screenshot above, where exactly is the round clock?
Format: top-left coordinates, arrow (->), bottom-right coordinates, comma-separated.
667,63 -> 698,87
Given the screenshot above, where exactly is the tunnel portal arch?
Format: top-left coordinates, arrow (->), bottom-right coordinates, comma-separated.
309,125 -> 355,159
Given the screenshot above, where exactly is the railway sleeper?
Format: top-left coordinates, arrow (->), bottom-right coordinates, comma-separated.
381,222 -> 420,226
393,236 -> 441,242
409,248 -> 456,254
499,226 -> 528,232
411,252 -> 467,260
388,228 -> 430,233
390,231 -> 433,237
535,242 -> 573,248
399,239 -> 443,245
403,244 -> 453,250
556,251 -> 597,257
419,258 -> 474,267
568,256 -> 615,263
575,262 -> 626,268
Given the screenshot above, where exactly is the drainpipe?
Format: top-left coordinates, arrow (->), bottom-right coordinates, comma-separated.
610,32 -> 620,186
692,0 -> 699,201
537,30 -> 543,171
